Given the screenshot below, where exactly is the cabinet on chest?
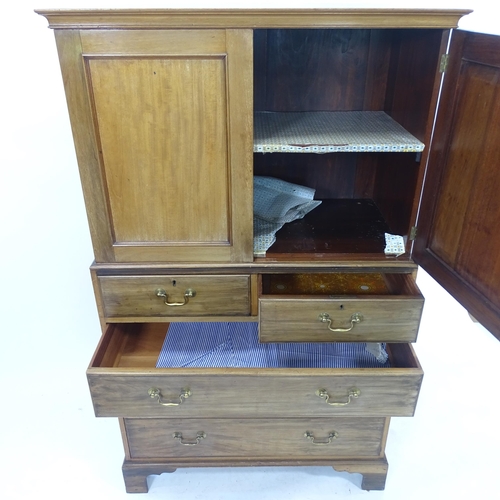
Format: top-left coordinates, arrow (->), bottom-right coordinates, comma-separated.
39,7 -> 500,494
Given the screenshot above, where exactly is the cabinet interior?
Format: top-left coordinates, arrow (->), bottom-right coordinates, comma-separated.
253,28 -> 443,257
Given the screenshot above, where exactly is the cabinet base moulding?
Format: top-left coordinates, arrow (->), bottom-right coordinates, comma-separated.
121,456 -> 388,493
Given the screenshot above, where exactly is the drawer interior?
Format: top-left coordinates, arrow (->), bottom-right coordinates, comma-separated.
88,323 -> 423,418
91,322 -> 420,370
261,272 -> 419,297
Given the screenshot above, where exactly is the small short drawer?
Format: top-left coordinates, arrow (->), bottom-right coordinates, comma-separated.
98,275 -> 251,319
123,417 -> 388,459
87,323 -> 423,418
259,273 -> 424,342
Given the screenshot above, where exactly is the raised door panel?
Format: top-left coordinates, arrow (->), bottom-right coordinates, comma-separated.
54,29 -> 253,263
88,57 -> 230,246
414,31 -> 500,339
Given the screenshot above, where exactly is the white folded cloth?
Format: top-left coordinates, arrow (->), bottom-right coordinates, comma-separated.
253,176 -> 322,254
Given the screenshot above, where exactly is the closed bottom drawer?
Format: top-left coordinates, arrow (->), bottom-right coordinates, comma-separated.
123,417 -> 389,459
259,273 -> 424,342
88,323 -> 423,418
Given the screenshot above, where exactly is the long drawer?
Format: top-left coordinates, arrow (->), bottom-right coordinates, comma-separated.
259,273 -> 424,342
88,323 -> 423,418
98,275 -> 251,319
123,417 -> 388,459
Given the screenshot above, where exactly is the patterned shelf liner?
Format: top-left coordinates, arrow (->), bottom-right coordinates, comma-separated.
254,111 -> 425,153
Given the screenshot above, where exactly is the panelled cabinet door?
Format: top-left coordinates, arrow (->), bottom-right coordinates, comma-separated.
413,30 -> 500,339
55,29 -> 253,263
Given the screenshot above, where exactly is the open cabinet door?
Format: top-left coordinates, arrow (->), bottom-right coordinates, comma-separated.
413,30 -> 500,339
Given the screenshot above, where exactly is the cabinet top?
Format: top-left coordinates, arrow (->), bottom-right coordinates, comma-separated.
36,8 -> 471,30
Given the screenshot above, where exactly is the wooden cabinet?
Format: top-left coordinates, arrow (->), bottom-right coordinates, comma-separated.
38,8 -> 500,493
54,28 -> 253,263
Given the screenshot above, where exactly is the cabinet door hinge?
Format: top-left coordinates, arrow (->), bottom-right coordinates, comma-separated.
439,53 -> 449,73
409,226 -> 418,241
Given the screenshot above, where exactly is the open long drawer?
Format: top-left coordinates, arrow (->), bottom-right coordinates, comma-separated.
88,323 -> 423,419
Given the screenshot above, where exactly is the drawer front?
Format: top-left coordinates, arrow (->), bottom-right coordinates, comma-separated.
89,370 -> 422,419
259,297 -> 423,342
259,274 -> 424,342
123,417 -> 387,459
88,359 -> 422,419
99,275 -> 251,318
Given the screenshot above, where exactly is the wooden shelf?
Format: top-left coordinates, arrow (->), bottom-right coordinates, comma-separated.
263,199 -> 391,256
254,111 -> 425,154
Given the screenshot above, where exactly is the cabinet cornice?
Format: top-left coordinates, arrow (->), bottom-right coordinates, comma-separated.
36,8 -> 471,30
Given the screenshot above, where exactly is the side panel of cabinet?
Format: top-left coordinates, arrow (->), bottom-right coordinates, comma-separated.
414,31 -> 500,339
54,29 -> 253,263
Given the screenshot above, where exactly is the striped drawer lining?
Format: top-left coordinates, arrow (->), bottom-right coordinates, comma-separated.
156,322 -> 390,369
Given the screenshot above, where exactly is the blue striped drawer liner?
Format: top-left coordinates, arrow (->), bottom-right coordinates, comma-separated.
156,322 -> 390,369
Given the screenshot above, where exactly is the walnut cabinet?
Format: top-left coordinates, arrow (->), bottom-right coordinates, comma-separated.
37,8 -> 500,493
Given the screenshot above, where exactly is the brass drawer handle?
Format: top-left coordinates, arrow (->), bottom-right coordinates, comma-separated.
156,288 -> 196,306
318,312 -> 363,332
304,431 -> 338,445
173,431 -> 206,446
316,388 -> 361,406
148,387 -> 191,406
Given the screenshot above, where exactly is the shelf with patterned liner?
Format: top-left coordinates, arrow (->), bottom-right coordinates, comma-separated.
254,111 -> 425,153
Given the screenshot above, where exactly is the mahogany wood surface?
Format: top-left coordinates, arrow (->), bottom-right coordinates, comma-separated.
87,52 -> 230,245
88,366 -> 423,419
414,31 -> 500,340
259,273 -> 423,342
87,323 -> 423,418
37,8 -> 486,494
374,29 -> 446,238
265,200 -> 390,255
259,296 -> 423,342
121,456 -> 389,493
123,417 -> 386,459
254,153 -> 360,200
37,9 -> 470,29
98,274 -> 251,318
91,259 -> 418,274
57,28 -> 254,263
253,28 -> 444,243
254,29 -> 378,112
54,30 -> 115,262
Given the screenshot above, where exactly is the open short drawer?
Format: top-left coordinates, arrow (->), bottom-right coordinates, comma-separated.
259,273 -> 424,342
87,322 -> 423,419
